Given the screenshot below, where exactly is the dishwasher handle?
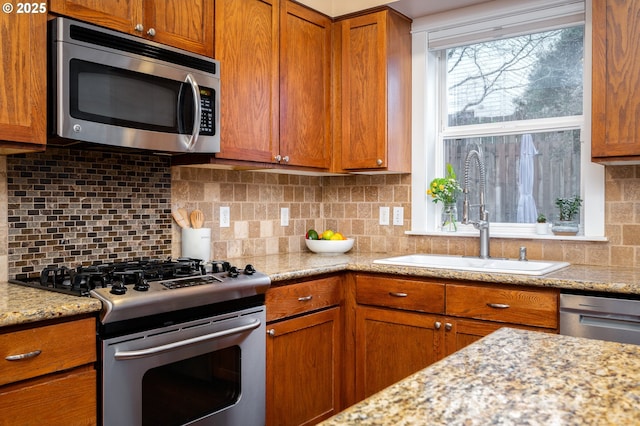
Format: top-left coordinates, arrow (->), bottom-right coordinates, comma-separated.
114,318 -> 261,360
579,314 -> 640,333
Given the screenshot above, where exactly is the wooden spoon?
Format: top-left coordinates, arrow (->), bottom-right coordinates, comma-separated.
190,209 -> 204,229
172,211 -> 189,228
177,208 -> 190,227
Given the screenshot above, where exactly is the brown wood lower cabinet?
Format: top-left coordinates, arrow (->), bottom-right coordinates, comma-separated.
265,273 -> 560,421
355,306 -> 441,400
352,274 -> 560,401
0,316 -> 97,425
266,276 -> 343,426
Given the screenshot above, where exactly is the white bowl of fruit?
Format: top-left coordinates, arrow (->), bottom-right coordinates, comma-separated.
305,229 -> 354,254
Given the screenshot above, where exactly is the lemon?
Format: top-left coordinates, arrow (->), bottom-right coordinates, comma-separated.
321,230 -> 335,240
330,233 -> 345,240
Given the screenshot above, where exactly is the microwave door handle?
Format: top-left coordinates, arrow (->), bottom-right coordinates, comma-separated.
182,73 -> 201,152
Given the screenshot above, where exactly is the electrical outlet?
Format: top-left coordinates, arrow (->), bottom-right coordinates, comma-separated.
393,206 -> 404,226
379,206 -> 390,225
280,207 -> 289,226
220,206 -> 230,228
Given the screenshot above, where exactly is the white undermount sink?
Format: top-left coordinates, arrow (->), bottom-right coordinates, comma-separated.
373,254 -> 569,276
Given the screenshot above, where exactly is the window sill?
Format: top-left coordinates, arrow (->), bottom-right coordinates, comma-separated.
406,229 -> 608,242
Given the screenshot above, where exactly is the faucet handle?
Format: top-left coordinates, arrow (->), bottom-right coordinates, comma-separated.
519,246 -> 528,261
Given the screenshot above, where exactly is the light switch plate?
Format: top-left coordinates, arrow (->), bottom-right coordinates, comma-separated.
220,206 -> 230,228
281,207 -> 289,226
393,206 -> 404,226
379,206 -> 390,225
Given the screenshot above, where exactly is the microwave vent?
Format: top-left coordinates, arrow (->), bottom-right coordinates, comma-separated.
68,24 -> 216,75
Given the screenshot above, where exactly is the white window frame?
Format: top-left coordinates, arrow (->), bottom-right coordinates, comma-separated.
409,0 -> 605,240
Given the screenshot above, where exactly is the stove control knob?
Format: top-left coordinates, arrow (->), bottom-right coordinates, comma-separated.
244,264 -> 256,275
110,282 -> 127,295
134,279 -> 150,292
228,266 -> 239,278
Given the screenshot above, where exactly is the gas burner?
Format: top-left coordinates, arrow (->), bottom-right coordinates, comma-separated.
11,258 -> 208,297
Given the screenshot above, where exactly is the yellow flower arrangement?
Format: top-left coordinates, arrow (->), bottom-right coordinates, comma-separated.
427,164 -> 462,205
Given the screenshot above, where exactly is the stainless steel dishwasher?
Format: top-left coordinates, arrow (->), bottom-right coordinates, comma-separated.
560,292 -> 640,345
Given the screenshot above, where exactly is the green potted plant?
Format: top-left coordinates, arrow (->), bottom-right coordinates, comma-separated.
552,195 -> 582,235
535,213 -> 548,235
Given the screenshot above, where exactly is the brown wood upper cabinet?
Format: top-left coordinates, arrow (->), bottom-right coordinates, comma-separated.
591,0 -> 640,163
0,9 -> 46,153
334,8 -> 411,173
49,0 -> 214,57
213,0 -> 331,170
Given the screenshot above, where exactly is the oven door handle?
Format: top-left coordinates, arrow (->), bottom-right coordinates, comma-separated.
113,319 -> 261,360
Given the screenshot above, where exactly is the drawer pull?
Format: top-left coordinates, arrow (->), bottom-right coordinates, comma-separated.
389,292 -> 408,298
434,321 -> 441,330
487,303 -> 510,309
298,295 -> 313,302
267,329 -> 276,337
5,349 -> 42,361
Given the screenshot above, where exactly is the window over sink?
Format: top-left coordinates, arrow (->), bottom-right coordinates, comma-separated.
410,0 -> 605,239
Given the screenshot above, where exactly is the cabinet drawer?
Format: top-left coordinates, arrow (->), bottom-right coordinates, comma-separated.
356,275 -> 445,314
266,276 -> 342,322
0,318 -> 96,386
446,284 -> 558,329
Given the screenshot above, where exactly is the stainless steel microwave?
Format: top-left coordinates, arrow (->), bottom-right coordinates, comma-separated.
49,17 -> 220,154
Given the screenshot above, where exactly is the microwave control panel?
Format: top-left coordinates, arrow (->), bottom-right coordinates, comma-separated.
199,87 -> 215,136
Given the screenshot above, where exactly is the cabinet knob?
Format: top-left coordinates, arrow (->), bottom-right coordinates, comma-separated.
275,154 -> 282,162
267,329 -> 275,336
376,159 -> 383,166
434,321 -> 441,330
134,23 -> 144,32
282,156 -> 290,163
147,28 -> 156,37
445,323 -> 452,331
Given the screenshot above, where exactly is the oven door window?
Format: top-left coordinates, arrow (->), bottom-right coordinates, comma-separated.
142,346 -> 240,426
69,59 -> 195,134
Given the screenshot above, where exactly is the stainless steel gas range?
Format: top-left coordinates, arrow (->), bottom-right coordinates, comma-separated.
11,258 -> 271,426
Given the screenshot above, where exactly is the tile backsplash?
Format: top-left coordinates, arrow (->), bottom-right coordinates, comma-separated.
6,148 -> 172,278
2,148 -> 640,280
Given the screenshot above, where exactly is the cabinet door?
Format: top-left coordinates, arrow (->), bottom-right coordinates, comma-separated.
266,307 -> 342,426
0,368 -> 96,425
592,0 -> 640,161
355,306 -> 441,401
214,0 -> 279,163
339,12 -> 387,170
444,318 -> 504,356
0,8 -> 46,151
279,1 -> 331,169
144,0 -> 214,56
49,0 -> 142,35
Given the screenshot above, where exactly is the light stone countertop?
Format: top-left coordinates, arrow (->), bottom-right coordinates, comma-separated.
0,283 -> 102,328
318,327 -> 640,426
2,251 -> 640,328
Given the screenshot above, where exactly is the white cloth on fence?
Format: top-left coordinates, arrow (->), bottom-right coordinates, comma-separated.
516,134 -> 538,223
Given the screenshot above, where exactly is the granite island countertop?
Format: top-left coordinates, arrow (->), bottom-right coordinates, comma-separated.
318,327 -> 640,425
2,251 -> 640,328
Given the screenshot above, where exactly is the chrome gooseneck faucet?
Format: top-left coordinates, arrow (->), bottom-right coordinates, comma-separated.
462,149 -> 490,259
